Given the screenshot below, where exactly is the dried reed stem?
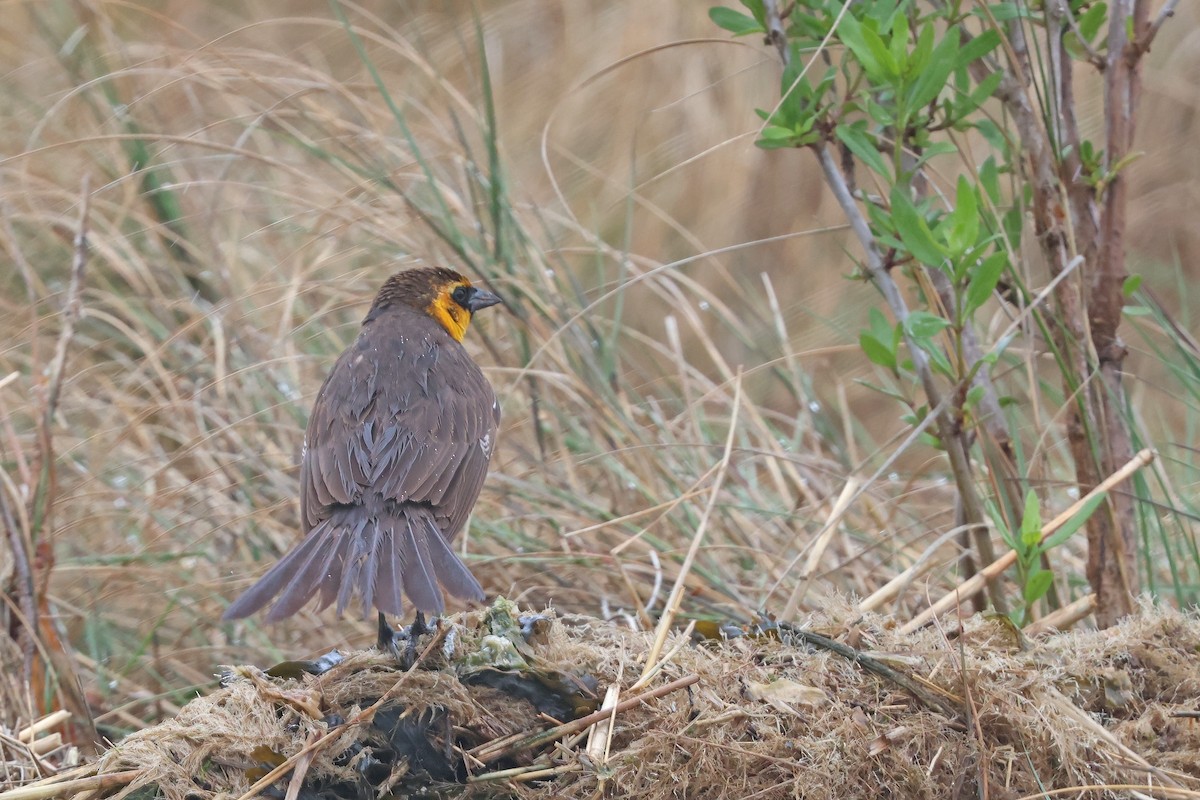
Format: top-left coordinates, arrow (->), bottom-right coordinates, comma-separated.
17,711 -> 71,744
1023,593 -> 1097,636
0,771 -> 137,800
469,673 -> 699,764
637,370 -> 742,683
900,448 -> 1155,635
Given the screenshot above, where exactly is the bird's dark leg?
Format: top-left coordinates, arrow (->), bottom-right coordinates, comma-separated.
398,612 -> 434,668
377,611 -> 397,654
377,611 -> 437,667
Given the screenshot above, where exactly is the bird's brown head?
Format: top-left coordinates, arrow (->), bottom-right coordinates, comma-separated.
369,266 -> 503,342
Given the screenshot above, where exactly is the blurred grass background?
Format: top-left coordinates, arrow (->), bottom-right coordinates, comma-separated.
1,0 -> 1198,735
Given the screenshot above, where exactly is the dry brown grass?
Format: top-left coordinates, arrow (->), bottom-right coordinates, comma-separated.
17,600 -> 1200,800
0,0 -> 1197,754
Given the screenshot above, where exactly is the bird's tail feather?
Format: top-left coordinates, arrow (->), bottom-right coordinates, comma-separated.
221,509 -> 484,622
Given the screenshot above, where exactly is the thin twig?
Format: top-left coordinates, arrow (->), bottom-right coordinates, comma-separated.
937,603 -> 989,798
1133,0 -> 1179,56
857,524 -> 979,613
0,766 -> 93,790
1015,787 -> 1200,800
900,449 -> 1155,634
584,657 -> 624,797
1023,593 -> 1097,636
17,711 -> 72,743
0,477 -> 36,684
32,175 -> 92,538
469,763 -> 581,784
0,771 -> 138,800
469,673 -> 699,764
780,476 -> 859,618
282,729 -> 320,800
811,143 -> 1001,610
1041,688 -> 1183,789
777,624 -> 962,720
780,260 -> 1078,615
1054,0 -> 1104,66
630,620 -> 695,692
585,682 -> 621,764
8,176 -> 91,696
763,0 -> 791,67
638,370 -> 742,683
0,730 -> 56,781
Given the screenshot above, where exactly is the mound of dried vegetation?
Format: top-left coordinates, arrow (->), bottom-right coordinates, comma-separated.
3,598 -> 1199,800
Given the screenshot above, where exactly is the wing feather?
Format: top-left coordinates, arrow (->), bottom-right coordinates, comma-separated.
300,308 -> 499,548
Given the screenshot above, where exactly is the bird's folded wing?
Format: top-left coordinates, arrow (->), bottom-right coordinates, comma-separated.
300,318 -> 500,540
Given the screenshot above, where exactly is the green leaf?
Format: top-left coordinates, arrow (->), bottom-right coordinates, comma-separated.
1002,209 -> 1023,253
919,432 -> 942,449
911,141 -> 959,170
1023,570 -> 1055,605
956,71 -> 1002,120
905,310 -> 951,340
890,186 -> 947,266
839,13 -> 898,82
889,14 -> 910,75
868,306 -> 893,341
909,22 -> 935,74
1122,305 -> 1152,317
861,309 -> 903,371
964,383 -> 985,412
855,378 -> 910,404
940,175 -> 980,255
709,6 -> 764,35
777,62 -> 808,127
988,330 -> 1017,362
974,3 -> 1028,21
908,30 -> 959,110
1019,489 -> 1042,548
791,10 -> 829,41
978,157 -> 1001,204
860,332 -> 898,369
761,125 -> 797,140
975,118 -> 1007,151
925,344 -> 954,377
956,29 -> 1002,67
865,95 -> 892,127
835,122 -> 891,178
964,252 -> 1007,317
987,497 -> 1016,549
756,136 -> 796,151
1123,274 -> 1142,297
1077,2 -> 1108,44
1037,492 -> 1107,553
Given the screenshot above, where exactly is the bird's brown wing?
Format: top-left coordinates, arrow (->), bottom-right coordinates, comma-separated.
300,307 -> 499,541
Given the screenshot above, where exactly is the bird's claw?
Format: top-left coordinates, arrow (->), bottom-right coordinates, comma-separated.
377,611 -> 439,669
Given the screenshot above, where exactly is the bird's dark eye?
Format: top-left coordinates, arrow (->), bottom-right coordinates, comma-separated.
451,285 -> 471,307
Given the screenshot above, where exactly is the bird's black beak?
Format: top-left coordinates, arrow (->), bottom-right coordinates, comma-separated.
465,287 -> 503,313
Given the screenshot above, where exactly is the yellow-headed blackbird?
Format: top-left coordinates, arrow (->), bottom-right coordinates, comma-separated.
223,266 -> 502,623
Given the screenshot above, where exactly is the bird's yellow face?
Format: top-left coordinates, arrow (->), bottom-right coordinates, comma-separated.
427,280 -> 473,342
425,278 -> 503,342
